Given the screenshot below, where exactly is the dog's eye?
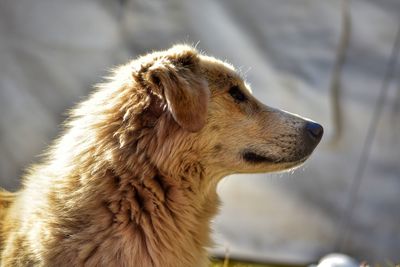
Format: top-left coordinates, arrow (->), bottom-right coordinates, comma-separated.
229,86 -> 246,102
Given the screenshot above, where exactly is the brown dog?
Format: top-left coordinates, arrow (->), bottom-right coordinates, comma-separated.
0,45 -> 323,267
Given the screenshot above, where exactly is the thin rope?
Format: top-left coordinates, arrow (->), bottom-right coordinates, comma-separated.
329,0 -> 351,145
335,21 -> 400,252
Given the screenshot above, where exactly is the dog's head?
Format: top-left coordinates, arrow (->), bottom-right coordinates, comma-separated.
127,44 -> 323,178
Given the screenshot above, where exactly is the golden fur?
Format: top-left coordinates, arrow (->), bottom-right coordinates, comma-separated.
0,45 -> 322,267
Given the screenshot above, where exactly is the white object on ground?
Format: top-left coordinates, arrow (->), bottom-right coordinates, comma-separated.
312,253 -> 359,267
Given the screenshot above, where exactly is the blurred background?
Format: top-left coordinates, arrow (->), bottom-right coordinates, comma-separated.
0,0 -> 399,265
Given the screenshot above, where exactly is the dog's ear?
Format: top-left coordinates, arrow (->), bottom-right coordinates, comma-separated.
144,45 -> 209,132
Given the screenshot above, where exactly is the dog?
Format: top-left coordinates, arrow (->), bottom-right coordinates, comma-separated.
0,44 -> 323,267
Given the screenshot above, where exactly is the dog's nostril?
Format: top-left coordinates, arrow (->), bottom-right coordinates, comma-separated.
305,121 -> 323,141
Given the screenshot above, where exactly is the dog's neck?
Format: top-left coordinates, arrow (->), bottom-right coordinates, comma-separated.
47,158 -> 219,267
92,160 -> 219,267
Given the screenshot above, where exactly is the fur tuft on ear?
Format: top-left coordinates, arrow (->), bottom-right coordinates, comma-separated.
144,46 -> 209,132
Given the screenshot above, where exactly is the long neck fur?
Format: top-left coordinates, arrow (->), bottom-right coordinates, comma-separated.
36,68 -> 219,267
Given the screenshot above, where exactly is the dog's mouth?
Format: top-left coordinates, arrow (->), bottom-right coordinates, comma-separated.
241,150 -> 277,164
241,149 -> 309,167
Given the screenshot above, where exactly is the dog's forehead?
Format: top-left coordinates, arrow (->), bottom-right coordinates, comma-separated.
198,55 -> 243,88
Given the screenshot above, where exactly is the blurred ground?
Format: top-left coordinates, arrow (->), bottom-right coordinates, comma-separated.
0,0 -> 399,264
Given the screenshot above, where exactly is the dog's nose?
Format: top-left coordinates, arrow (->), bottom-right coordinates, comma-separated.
305,121 -> 323,142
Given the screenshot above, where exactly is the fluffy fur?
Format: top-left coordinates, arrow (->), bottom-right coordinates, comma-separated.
0,45 -> 322,267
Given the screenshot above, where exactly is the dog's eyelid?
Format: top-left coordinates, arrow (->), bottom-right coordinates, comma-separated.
228,85 -> 247,102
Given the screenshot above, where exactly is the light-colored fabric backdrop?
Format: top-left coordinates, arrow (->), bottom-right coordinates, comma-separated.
0,0 -> 399,263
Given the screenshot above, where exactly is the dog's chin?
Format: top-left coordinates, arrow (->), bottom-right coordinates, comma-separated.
273,156 -> 309,172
